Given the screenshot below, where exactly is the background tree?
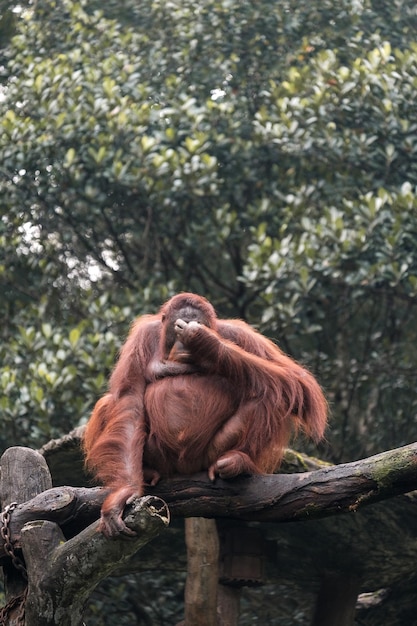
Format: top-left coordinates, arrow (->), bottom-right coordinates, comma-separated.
1,0 -> 417,622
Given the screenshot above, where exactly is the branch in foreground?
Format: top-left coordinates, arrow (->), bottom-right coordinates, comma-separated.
2,441 -> 416,554
22,496 -> 169,626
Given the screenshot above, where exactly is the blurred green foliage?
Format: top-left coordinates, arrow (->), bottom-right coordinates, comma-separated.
2,1 -> 417,624
1,0 -> 417,463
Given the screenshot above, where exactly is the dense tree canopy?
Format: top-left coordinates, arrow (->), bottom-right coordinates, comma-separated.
1,1 -> 417,624
1,0 -> 417,463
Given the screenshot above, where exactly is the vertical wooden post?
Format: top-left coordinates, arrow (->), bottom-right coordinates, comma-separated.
183,517 -> 219,626
217,525 -> 266,626
0,446 -> 52,623
217,584 -> 241,626
312,572 -> 362,626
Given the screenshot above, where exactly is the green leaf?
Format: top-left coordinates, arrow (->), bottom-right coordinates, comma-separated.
69,328 -> 81,347
64,148 -> 76,167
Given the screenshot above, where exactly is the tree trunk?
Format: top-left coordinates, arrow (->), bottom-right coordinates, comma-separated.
0,447 -> 52,625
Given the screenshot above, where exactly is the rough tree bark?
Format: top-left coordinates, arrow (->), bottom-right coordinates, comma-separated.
153,442 -> 417,521
0,447 -> 169,626
312,573 -> 362,626
0,447 -> 52,626
1,442 -> 417,625
183,518 -> 219,626
2,441 -> 416,555
22,497 -> 169,626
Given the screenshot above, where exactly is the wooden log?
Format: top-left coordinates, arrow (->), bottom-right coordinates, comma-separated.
1,485 -> 104,551
0,447 -> 52,508
1,441 -> 417,559
312,572 -> 362,626
22,495 -> 170,626
0,446 -> 53,624
183,518 -> 219,626
217,585 -> 241,626
152,442 -> 417,520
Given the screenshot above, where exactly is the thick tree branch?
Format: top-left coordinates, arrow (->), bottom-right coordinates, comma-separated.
150,441 -> 417,521
1,442 -> 416,557
22,496 -> 169,626
0,447 -> 170,626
